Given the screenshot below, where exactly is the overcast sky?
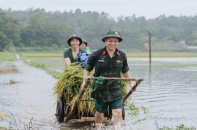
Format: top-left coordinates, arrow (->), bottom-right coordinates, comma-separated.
0,0 -> 197,19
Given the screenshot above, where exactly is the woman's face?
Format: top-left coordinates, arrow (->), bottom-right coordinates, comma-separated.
70,38 -> 80,47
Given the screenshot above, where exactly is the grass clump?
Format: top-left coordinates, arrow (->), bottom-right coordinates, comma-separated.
0,112 -> 12,129
25,60 -> 45,69
159,124 -> 196,130
125,102 -> 140,116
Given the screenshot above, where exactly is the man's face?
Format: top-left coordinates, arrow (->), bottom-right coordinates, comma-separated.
70,38 -> 80,47
105,37 -> 119,51
80,42 -> 86,49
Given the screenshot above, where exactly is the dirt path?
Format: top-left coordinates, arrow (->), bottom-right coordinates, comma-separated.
0,60 -> 59,130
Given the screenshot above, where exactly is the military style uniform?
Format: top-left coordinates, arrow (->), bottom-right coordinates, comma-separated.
85,47 -> 129,102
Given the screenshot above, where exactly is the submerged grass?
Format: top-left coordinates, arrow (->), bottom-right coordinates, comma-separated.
126,102 -> 140,116
0,112 -> 12,129
125,103 -> 196,130
159,124 -> 196,130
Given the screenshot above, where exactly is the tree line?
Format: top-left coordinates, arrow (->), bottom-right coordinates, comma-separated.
1,8 -> 197,52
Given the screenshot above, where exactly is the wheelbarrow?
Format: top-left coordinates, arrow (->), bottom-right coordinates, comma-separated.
55,77 -> 143,124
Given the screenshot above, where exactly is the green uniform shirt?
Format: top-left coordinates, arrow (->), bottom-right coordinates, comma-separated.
85,47 -> 129,102
63,48 -> 83,63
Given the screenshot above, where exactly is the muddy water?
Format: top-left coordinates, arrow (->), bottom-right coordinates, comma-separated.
126,58 -> 197,129
1,58 -> 197,130
0,61 -> 59,130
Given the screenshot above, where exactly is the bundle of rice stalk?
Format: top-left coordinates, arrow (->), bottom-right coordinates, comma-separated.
69,89 -> 95,116
53,62 -> 83,97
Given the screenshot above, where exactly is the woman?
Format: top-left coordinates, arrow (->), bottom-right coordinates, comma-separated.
63,34 -> 83,66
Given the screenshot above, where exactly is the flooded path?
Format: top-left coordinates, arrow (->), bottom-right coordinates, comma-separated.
0,61 -> 58,130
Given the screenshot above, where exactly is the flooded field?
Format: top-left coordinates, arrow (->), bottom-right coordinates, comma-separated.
1,57 -> 197,130
127,58 -> 197,129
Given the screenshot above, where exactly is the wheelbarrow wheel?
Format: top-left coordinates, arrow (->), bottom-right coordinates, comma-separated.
55,98 -> 64,122
122,106 -> 125,120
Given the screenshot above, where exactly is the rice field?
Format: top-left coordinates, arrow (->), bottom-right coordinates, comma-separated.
19,51 -> 197,58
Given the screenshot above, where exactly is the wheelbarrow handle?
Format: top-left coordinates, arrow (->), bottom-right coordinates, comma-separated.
85,77 -> 139,81
123,79 -> 143,102
78,78 -> 91,100
84,77 -> 143,102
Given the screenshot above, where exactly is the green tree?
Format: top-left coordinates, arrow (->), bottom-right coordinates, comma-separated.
0,10 -> 21,51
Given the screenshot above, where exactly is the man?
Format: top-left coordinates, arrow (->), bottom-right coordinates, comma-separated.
81,30 -> 135,128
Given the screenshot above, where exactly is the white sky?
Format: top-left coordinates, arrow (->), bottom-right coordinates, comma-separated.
0,0 -> 197,19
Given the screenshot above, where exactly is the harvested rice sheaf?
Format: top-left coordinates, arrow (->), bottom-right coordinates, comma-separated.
53,62 -> 128,116
53,62 -> 83,97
